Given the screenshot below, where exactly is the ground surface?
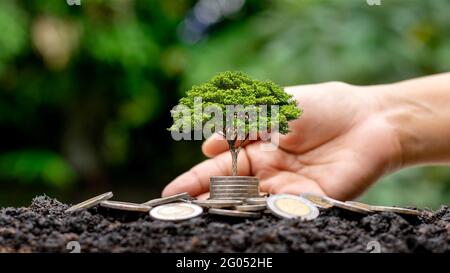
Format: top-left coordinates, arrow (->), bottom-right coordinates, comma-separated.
0,195 -> 449,253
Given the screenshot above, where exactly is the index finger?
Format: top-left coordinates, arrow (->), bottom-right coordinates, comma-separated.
202,133 -> 228,157
202,133 -> 257,158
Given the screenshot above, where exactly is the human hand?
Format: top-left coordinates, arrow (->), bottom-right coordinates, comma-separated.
163,81 -> 402,200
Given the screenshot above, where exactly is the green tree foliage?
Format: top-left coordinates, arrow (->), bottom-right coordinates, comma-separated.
170,71 -> 301,175
0,0 -> 191,187
0,150 -> 75,187
183,0 -> 450,87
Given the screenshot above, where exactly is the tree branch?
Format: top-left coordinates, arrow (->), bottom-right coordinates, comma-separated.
236,133 -> 249,153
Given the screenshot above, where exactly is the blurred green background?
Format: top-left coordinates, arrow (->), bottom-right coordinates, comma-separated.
1,0 -> 449,209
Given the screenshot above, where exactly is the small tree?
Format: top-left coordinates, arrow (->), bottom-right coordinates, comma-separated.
169,71 -> 302,176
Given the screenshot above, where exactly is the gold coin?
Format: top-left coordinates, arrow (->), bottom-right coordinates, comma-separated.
276,199 -> 310,215
267,194 -> 319,220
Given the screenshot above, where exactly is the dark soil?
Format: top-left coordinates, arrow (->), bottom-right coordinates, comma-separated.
0,195 -> 449,253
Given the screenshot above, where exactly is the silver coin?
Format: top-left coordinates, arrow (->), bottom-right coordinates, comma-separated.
100,200 -> 151,212
208,208 -> 260,218
209,176 -> 259,182
211,191 -> 258,195
210,176 -> 258,181
245,197 -> 267,205
211,189 -> 258,193
211,185 -> 258,188
193,199 -> 243,208
210,181 -> 259,184
212,190 -> 259,194
210,182 -> 258,185
234,204 -> 266,212
322,196 -> 372,214
210,185 -> 259,189
149,202 -> 203,221
300,193 -> 333,209
369,205 -> 422,216
142,192 -> 190,207
212,194 -> 260,198
210,182 -> 259,186
211,177 -> 258,180
345,201 -> 373,211
211,191 -> 259,195
267,194 -> 319,220
211,178 -> 258,181
65,192 -> 113,213
211,195 -> 260,200
209,184 -> 259,190
213,196 -> 249,200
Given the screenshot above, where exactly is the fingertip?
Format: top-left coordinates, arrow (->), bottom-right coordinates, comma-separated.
161,173 -> 200,198
201,140 -> 214,157
202,133 -> 227,157
161,183 -> 177,197
195,192 -> 210,200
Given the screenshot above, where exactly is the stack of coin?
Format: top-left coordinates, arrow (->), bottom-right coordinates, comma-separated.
209,176 -> 260,200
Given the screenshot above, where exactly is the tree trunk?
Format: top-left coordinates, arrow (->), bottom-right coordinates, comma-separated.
228,139 -> 239,176
231,149 -> 238,176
